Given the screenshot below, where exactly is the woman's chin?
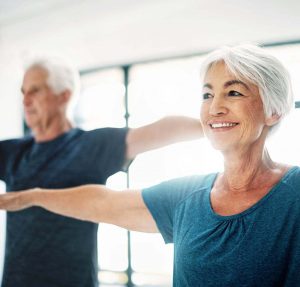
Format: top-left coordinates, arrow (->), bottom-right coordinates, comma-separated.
209,140 -> 234,152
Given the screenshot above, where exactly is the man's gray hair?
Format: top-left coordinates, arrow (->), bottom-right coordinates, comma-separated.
25,56 -> 80,120
200,44 -> 294,121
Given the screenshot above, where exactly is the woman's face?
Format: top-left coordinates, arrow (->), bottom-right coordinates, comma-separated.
200,61 -> 273,153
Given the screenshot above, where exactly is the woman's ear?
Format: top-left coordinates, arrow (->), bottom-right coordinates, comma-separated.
265,113 -> 281,126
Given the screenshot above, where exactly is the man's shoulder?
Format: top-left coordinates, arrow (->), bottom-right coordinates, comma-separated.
83,127 -> 128,140
85,127 -> 127,134
0,135 -> 33,149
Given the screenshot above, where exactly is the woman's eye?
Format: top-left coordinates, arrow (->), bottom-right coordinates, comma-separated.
202,93 -> 212,100
228,90 -> 243,97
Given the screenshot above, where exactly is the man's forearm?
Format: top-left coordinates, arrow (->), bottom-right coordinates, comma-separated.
126,116 -> 203,159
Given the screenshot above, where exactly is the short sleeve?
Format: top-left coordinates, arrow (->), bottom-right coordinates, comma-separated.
142,175 -> 206,243
87,128 -> 129,179
0,138 -> 28,181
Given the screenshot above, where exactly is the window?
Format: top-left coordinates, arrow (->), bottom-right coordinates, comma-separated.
265,45 -> 300,164
77,69 -> 125,130
128,57 -> 223,286
78,69 -> 129,286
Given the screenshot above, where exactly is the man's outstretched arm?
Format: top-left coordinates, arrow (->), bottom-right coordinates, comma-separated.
126,116 -> 203,160
0,186 -> 158,233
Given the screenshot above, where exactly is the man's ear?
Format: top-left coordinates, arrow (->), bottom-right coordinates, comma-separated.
265,113 -> 281,126
59,90 -> 71,104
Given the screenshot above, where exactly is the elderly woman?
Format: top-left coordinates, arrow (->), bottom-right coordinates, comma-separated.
1,44 -> 299,287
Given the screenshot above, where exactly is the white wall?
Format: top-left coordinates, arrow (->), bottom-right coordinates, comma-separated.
0,44 -> 23,139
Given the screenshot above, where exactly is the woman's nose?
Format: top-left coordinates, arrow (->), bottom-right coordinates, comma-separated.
209,96 -> 228,116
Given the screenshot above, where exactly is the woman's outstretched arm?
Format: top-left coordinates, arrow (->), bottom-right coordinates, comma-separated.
0,186 -> 158,233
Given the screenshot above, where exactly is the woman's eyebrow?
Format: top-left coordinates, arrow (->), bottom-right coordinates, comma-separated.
203,80 -> 250,90
224,80 -> 250,90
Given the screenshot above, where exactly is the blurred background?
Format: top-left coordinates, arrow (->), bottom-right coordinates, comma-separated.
0,0 -> 300,286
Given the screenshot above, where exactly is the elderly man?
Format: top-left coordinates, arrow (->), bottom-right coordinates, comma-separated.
0,57 -> 202,287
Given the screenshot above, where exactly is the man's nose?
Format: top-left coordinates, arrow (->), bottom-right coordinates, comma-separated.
23,93 -> 32,106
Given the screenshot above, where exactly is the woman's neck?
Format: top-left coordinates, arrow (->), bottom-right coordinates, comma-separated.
221,145 -> 281,193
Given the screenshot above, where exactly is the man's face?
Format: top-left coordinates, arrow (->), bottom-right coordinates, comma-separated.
21,67 -> 64,130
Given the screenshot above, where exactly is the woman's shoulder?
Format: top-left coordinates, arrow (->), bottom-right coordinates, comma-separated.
280,166 -> 300,190
174,173 -> 217,192
143,173 -> 217,198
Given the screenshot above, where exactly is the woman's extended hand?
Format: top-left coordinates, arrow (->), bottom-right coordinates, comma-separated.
0,190 -> 35,211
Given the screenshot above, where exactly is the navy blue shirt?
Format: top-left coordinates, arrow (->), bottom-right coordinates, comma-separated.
0,127 -> 127,287
142,167 -> 300,287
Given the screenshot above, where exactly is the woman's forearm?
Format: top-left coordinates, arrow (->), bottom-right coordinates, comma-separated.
0,185 -> 157,232
1,185 -> 110,223
34,185 -> 111,222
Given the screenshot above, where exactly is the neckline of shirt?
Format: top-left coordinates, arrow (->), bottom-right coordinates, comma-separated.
206,166 -> 299,221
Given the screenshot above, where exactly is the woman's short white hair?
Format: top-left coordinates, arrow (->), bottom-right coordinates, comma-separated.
200,44 -> 294,121
25,56 -> 80,120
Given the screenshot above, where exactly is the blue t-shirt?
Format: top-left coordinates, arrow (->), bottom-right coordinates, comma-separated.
0,127 -> 127,287
142,166 -> 300,287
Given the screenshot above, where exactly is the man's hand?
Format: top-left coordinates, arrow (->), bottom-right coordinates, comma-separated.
0,191 -> 34,211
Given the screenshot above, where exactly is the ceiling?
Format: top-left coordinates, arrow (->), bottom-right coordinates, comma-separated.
0,0 -> 300,70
